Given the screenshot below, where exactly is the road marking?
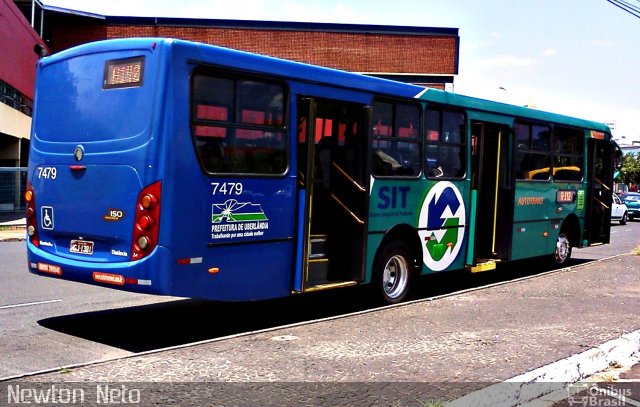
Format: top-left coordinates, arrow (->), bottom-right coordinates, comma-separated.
0,299 -> 62,310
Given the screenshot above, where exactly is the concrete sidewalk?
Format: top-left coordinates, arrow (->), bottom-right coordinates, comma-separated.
0,218 -> 25,242
2,253 -> 638,406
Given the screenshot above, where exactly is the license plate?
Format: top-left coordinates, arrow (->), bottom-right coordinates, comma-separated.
70,240 -> 94,255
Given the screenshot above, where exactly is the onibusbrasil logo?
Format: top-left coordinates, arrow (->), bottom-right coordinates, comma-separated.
417,181 -> 466,272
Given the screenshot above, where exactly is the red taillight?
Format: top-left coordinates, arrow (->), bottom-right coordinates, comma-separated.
131,181 -> 161,260
138,215 -> 153,229
25,183 -> 39,247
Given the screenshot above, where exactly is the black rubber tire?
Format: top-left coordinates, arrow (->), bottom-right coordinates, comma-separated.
620,212 -> 628,225
373,241 -> 416,304
553,232 -> 572,266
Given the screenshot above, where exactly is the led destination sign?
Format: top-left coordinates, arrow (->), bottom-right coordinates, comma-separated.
103,56 -> 144,89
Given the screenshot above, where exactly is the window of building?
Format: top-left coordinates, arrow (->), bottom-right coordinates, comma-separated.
191,73 -> 287,175
0,80 -> 32,116
424,108 -> 465,178
371,101 -> 421,177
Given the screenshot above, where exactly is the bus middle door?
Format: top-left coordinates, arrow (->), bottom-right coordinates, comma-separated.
294,97 -> 368,292
467,121 -> 514,271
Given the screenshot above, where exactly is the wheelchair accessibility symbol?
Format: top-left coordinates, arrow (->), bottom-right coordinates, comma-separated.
41,206 -> 54,230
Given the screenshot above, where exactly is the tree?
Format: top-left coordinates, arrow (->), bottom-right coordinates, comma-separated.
616,153 -> 640,185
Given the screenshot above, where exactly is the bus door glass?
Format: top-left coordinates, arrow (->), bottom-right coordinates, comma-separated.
470,121 -> 513,262
585,134 -> 613,244
296,98 -> 368,292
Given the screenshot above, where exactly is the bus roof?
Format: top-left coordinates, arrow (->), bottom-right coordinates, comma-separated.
44,37 -> 610,134
417,87 -> 611,133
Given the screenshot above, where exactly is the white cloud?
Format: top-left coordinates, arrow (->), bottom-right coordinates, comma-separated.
542,48 -> 557,57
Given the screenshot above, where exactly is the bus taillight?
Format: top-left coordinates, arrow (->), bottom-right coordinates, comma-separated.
25,183 -> 39,247
131,181 -> 161,260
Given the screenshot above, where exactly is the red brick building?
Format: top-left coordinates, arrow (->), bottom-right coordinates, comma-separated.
34,8 -> 459,89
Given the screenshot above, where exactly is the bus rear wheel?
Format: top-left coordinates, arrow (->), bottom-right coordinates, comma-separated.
554,232 -> 572,265
374,241 -> 415,304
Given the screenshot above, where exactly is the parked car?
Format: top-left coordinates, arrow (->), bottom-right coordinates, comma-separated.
611,193 -> 628,224
621,192 -> 640,221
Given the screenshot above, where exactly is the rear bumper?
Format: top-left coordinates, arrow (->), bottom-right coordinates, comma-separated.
26,241 -> 172,295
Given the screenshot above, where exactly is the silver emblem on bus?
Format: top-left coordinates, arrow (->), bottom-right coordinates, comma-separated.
74,146 -> 84,161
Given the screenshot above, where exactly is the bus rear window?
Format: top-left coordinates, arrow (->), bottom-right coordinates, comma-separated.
191,73 -> 287,175
33,52 -> 153,143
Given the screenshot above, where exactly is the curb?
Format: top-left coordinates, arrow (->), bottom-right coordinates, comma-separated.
0,237 -> 25,242
447,329 -> 640,407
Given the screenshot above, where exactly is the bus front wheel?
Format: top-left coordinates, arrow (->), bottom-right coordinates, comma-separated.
554,232 -> 572,265
374,241 -> 415,304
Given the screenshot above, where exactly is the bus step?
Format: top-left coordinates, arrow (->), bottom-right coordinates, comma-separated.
304,281 -> 358,293
466,259 -> 499,273
307,258 -> 329,284
309,235 -> 328,258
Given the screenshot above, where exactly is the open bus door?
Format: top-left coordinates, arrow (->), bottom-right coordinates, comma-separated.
584,136 -> 617,245
294,98 -> 368,293
467,121 -> 514,272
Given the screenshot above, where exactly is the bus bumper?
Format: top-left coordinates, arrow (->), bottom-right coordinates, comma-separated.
26,241 -> 172,296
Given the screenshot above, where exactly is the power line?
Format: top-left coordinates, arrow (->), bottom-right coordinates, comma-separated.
606,0 -> 640,18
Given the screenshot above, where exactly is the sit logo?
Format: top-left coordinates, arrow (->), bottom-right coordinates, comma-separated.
417,182 -> 466,272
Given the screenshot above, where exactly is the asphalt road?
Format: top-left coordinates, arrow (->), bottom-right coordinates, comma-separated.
0,220 -> 638,380
0,241 -> 175,378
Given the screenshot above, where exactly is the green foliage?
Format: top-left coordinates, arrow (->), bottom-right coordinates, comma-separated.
616,153 -> 640,184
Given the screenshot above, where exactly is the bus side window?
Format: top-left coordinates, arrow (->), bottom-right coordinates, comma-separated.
553,126 -> 584,182
197,137 -> 227,172
191,72 -> 287,175
371,101 -> 420,177
425,108 -> 465,179
515,122 -> 551,181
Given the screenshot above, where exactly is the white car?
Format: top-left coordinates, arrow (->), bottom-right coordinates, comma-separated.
611,194 -> 628,225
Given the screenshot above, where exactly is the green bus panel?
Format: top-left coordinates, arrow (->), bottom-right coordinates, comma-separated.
511,181 -> 585,260
511,220 -> 552,260
366,178 -> 470,279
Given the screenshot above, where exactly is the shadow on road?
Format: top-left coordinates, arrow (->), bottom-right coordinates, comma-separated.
38,256 -> 597,353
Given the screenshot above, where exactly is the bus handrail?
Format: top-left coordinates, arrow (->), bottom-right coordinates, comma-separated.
593,196 -> 609,210
594,177 -> 611,192
332,162 -> 366,192
331,193 -> 365,225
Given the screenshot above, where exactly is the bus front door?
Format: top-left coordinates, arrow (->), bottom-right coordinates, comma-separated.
295,98 -> 368,292
585,137 -> 613,245
468,121 -> 513,271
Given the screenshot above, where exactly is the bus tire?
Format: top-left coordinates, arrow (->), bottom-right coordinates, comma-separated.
554,232 -> 572,265
374,241 -> 415,304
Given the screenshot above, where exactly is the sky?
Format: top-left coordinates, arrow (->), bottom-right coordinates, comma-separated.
44,0 -> 640,143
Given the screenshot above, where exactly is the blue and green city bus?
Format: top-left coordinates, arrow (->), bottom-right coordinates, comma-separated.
26,38 -> 621,304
